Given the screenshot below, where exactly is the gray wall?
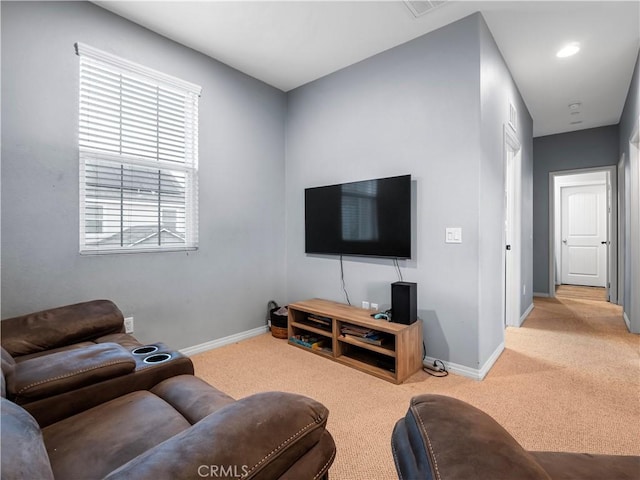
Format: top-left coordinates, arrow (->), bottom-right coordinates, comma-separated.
478,19 -> 534,363
285,13 -> 533,372
1,3 -> 539,370
618,51 -> 639,331
1,1 -> 287,348
532,125 -> 620,295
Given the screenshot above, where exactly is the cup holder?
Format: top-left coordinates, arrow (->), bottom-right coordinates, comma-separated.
132,346 -> 158,355
143,353 -> 172,364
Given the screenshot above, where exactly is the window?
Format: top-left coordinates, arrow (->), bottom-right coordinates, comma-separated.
86,204 -> 103,234
76,43 -> 201,254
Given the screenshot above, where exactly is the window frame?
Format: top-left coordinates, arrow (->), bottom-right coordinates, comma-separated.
76,43 -> 201,255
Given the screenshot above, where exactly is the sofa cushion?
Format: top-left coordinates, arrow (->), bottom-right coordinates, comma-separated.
150,374 -> 236,424
103,391 -> 331,480
12,341 -> 96,362
43,390 -> 191,479
1,300 -> 124,357
531,451 -> 640,480
10,343 -> 136,402
0,398 -> 55,480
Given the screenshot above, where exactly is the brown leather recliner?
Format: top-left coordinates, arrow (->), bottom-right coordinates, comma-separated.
391,394 -> 639,480
1,300 -> 194,426
1,374 -> 336,479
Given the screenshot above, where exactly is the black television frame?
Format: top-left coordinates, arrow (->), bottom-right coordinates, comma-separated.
304,174 -> 411,259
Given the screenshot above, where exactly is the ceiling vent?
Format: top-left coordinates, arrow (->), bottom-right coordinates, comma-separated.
404,0 -> 448,18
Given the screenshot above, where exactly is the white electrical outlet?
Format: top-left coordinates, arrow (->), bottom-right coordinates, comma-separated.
445,227 -> 462,244
124,317 -> 134,334
371,303 -> 379,311
362,301 -> 370,309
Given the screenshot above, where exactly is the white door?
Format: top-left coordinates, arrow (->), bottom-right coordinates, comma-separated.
505,149 -> 517,326
503,125 -> 521,327
561,184 -> 607,286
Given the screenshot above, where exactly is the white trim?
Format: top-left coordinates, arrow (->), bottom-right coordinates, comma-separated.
519,302 -> 534,326
623,311 -> 631,331
77,46 -> 200,255
477,341 -> 505,380
180,325 -> 269,357
629,117 -> 640,332
618,154 -> 626,307
80,246 -> 197,256
424,342 -> 504,381
75,42 -> 202,95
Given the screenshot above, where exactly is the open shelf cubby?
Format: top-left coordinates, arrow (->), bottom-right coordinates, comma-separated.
287,298 -> 423,384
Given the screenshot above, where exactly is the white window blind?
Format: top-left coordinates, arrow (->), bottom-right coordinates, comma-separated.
76,43 -> 201,254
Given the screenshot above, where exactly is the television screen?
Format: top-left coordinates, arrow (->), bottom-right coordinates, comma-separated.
305,174 -> 411,259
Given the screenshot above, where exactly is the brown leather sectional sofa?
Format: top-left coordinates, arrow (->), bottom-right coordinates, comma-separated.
1,300 -> 336,479
1,300 -> 194,426
391,394 -> 640,480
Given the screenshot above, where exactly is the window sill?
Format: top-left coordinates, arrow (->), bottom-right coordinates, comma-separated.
79,247 -> 198,256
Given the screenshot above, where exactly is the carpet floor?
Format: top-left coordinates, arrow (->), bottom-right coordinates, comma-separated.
192,294 -> 640,480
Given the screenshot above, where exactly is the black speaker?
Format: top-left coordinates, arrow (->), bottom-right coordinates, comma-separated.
391,282 -> 417,324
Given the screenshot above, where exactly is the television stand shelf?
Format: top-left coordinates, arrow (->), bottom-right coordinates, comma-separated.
287,298 -> 423,384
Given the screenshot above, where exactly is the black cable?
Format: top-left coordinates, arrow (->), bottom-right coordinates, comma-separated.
424,359 -> 449,377
394,258 -> 403,282
422,341 -> 448,377
340,255 -> 351,306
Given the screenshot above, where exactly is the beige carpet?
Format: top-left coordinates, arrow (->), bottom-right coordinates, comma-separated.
192,295 -> 640,480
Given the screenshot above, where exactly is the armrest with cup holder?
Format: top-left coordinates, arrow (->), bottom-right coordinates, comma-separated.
8,343 -> 136,403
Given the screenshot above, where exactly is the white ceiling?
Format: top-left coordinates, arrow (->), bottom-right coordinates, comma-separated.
94,1 -> 639,137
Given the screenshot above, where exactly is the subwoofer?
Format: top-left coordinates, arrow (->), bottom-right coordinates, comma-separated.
391,282 -> 417,324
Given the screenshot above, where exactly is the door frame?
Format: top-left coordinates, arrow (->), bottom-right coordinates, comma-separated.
548,166 -> 617,299
629,118 -> 640,331
503,124 -> 522,327
618,153 -> 625,307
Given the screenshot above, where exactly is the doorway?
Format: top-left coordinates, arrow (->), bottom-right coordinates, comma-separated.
549,167 -> 617,301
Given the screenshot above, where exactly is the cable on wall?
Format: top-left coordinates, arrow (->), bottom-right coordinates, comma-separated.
394,258 -> 404,282
340,255 -> 352,306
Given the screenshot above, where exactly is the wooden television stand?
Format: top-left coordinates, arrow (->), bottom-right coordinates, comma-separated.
287,298 -> 423,384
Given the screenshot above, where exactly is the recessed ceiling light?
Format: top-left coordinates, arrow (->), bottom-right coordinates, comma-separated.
557,42 -> 580,58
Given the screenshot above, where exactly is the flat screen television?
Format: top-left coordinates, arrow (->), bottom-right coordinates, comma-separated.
305,174 -> 411,259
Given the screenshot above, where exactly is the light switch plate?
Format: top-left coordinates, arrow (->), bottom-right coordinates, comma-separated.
445,227 -> 462,244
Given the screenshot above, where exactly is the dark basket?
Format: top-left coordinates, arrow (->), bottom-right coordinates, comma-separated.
271,325 -> 288,339
270,307 -> 288,328
270,306 -> 288,339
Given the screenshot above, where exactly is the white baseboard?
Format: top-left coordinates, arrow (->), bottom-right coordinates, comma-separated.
519,302 -> 534,326
623,311 -> 631,331
424,341 -> 504,381
533,292 -> 550,298
180,325 -> 269,357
